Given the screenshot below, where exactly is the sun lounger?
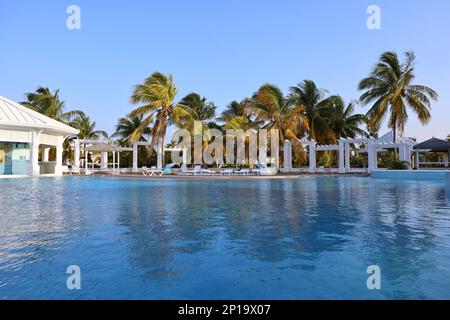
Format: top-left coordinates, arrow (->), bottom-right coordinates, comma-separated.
220,169 -> 234,176
234,169 -> 250,176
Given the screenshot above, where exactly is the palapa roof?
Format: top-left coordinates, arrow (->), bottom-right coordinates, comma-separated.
413,137 -> 450,152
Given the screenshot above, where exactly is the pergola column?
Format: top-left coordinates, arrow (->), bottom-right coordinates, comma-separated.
283,140 -> 292,172
445,152 -> 449,168
100,152 -> 108,169
112,151 -> 116,175
74,139 -> 80,169
28,130 -> 41,177
117,152 -> 120,173
344,142 -> 351,173
132,143 -> 138,173
182,148 -> 188,170
85,146 -> 88,172
416,149 -> 420,170
309,143 -> 317,173
338,140 -> 345,173
54,137 -> 64,176
367,140 -> 374,173
43,147 -> 50,162
157,138 -> 163,170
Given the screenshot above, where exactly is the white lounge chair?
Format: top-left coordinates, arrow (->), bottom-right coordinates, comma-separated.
234,169 -> 250,176
200,168 -> 216,175
220,169 -> 234,176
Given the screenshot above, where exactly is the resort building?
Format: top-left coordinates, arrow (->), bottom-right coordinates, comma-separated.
0,96 -> 79,177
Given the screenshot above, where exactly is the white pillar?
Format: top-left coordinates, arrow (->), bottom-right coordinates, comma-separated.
28,130 -> 41,177
345,142 -> 351,173
367,140 -> 374,173
156,139 -> 163,170
338,140 -> 345,173
84,145 -> 88,172
399,144 -> 406,162
54,137 -> 64,176
445,152 -> 449,168
112,151 -> 116,175
101,152 -> 108,169
43,147 -> 50,162
309,143 -> 316,173
283,140 -> 292,172
117,152 -> 120,174
132,143 -> 138,173
416,149 -> 420,170
74,139 -> 80,169
182,148 -> 188,170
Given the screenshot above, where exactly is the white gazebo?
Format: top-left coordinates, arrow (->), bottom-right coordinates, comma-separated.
0,96 -> 79,177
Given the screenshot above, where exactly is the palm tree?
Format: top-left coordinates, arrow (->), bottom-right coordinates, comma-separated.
328,96 -> 368,141
288,80 -> 334,144
112,115 -> 152,145
447,134 -> 450,142
70,112 -> 108,140
180,93 -> 216,122
22,87 -> 82,122
246,84 -> 309,160
358,51 -> 438,143
128,72 -> 193,159
217,100 -> 257,130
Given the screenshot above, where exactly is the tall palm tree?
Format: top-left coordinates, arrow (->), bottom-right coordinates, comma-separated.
246,84 -> 309,159
447,134 -> 450,142
22,87 -> 82,122
180,93 -> 216,122
217,100 -> 258,130
358,51 -> 438,143
70,112 -> 108,140
128,72 -> 193,159
288,80 -> 334,144
328,96 -> 368,141
112,115 -> 152,145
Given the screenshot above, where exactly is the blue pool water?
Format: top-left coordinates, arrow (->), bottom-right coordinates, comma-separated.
0,176 -> 449,299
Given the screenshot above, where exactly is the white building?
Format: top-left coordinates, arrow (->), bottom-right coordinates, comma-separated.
0,96 -> 79,177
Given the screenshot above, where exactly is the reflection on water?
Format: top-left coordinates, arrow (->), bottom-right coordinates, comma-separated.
0,176 -> 449,299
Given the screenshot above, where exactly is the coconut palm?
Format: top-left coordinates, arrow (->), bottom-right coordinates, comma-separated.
180,93 -> 216,122
217,100 -> 257,130
288,80 -> 334,144
128,72 -> 193,159
328,96 -> 368,141
70,112 -> 108,140
112,115 -> 152,145
358,51 -> 438,143
246,84 -> 309,159
22,87 -> 82,122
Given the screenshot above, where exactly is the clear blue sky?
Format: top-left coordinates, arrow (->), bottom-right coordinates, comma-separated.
1,0 -> 449,141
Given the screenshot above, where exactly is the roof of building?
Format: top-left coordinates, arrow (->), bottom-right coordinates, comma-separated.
413,137 -> 450,151
376,131 -> 416,146
0,96 -> 79,136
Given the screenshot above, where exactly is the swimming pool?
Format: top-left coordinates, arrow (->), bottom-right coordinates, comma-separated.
0,176 -> 449,299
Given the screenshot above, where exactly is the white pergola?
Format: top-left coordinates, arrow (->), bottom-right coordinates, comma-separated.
73,139 -> 133,175
0,96 -> 79,177
131,140 -> 188,173
282,132 -> 416,174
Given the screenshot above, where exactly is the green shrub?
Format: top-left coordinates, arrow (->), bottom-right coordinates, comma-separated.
389,160 -> 410,170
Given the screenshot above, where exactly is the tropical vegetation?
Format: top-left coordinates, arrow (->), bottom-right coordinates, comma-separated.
20,50 -> 439,168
